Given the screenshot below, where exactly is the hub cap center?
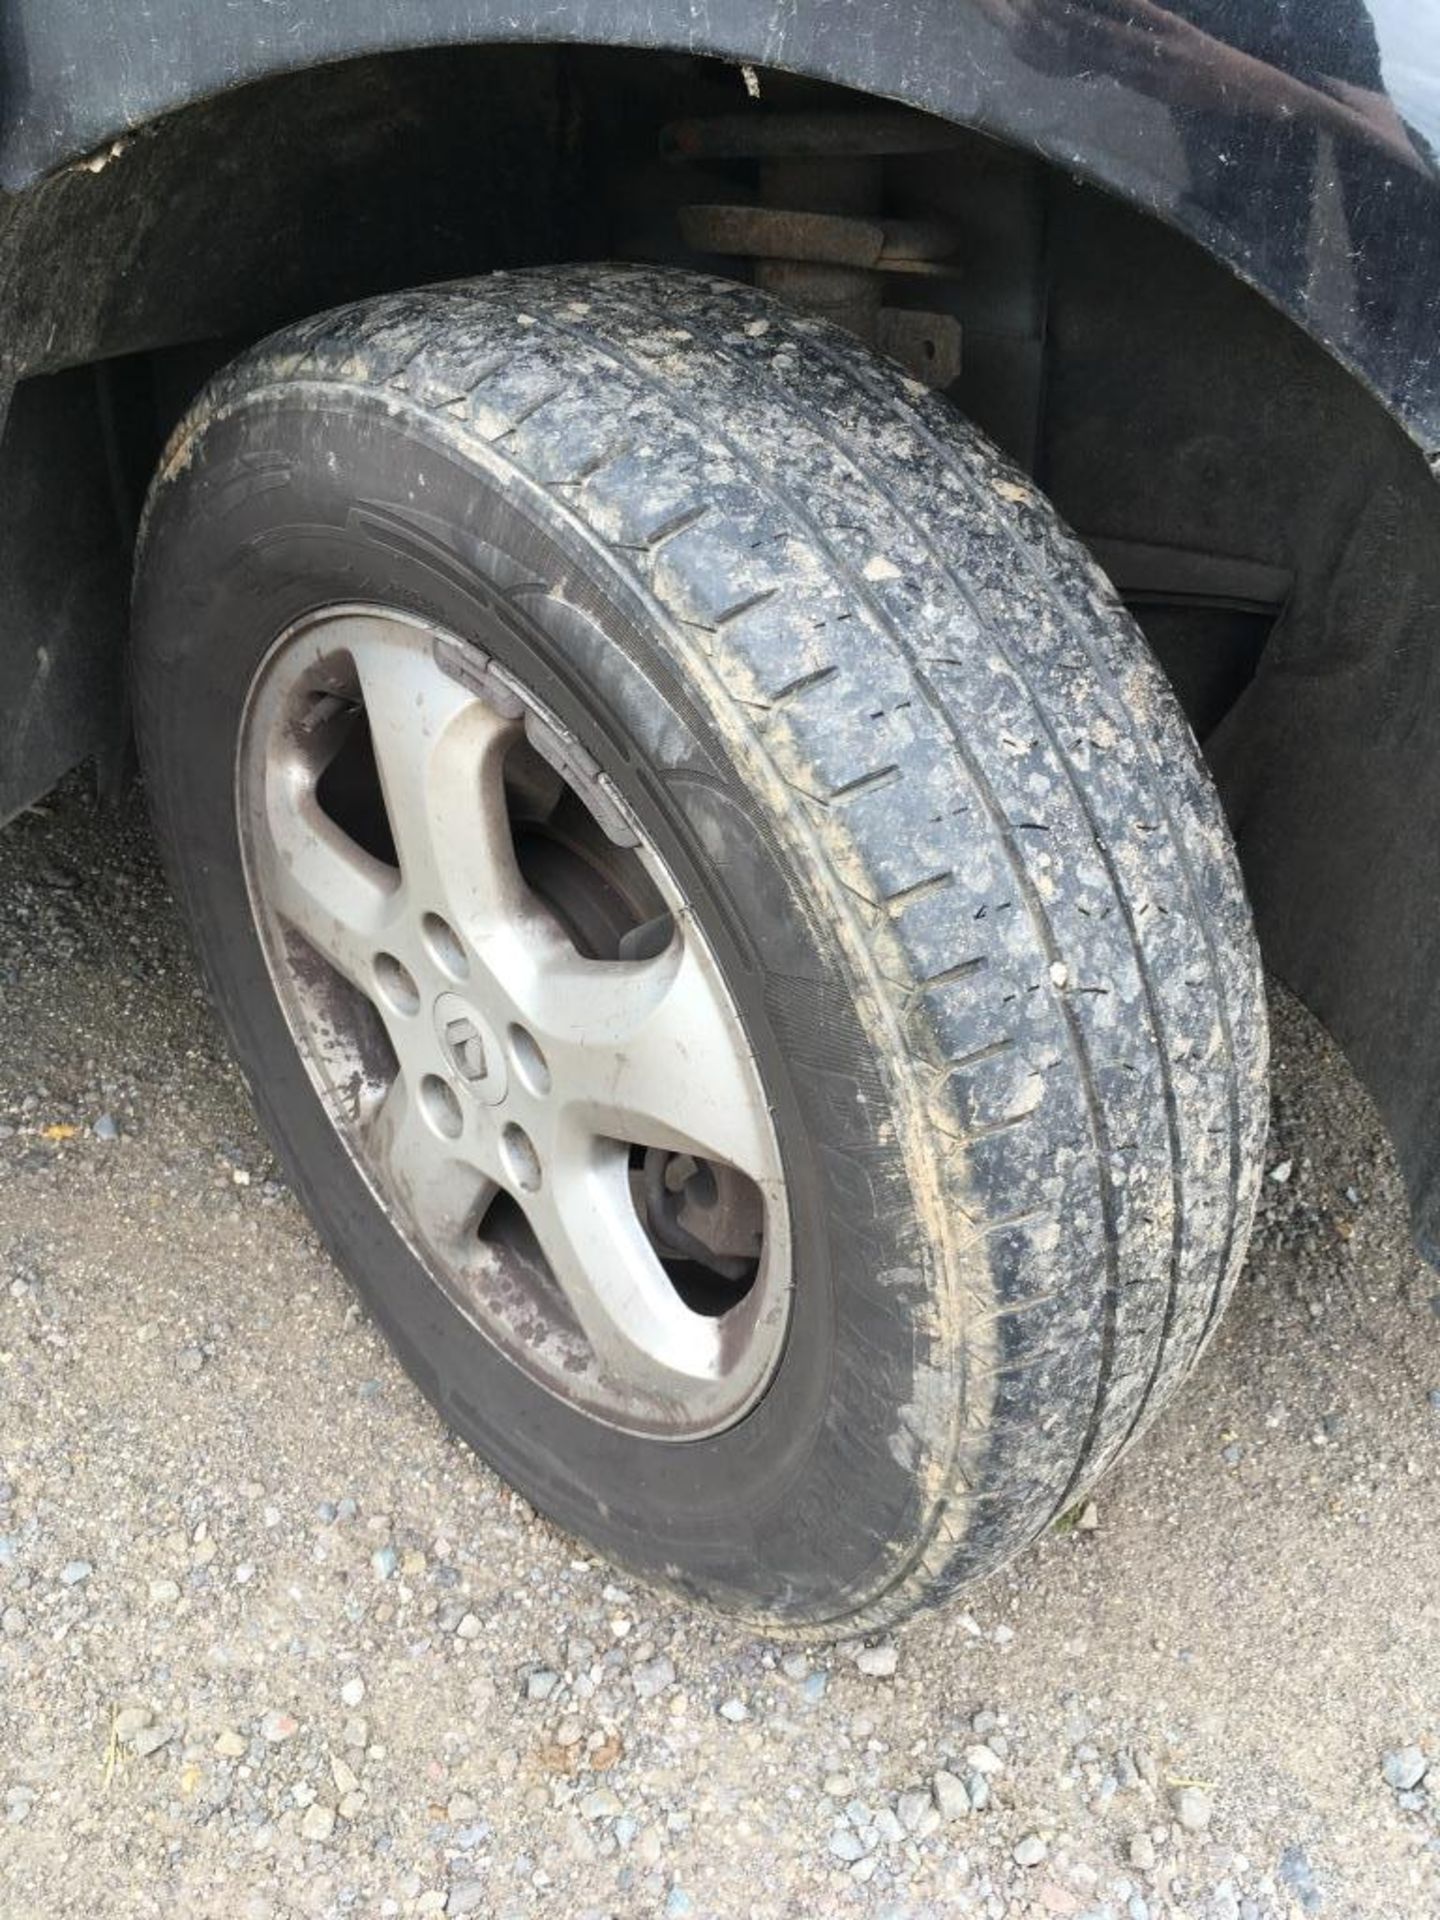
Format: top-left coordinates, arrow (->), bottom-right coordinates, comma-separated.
433,991 -> 507,1105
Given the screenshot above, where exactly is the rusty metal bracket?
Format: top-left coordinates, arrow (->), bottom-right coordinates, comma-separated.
666,109 -> 963,388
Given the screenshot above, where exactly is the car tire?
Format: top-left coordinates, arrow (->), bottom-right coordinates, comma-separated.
131,264 -> 1268,1630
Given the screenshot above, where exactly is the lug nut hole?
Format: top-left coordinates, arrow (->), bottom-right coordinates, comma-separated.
501,1122 -> 542,1193
419,1074 -> 464,1141
374,952 -> 420,1016
507,1025 -> 551,1096
421,912 -> 468,981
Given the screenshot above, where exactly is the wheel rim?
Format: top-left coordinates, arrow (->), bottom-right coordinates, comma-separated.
236,607 -> 792,1439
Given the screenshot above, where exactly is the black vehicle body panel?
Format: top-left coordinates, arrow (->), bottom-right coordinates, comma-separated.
4,1 -> 1440,1258
4,1 -> 1438,456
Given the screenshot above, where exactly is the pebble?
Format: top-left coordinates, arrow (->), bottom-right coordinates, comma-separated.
873,1806 -> 904,1844
300,1804 -> 335,1843
455,1613 -> 482,1640
1381,1746 -> 1428,1792
148,1578 -> 180,1605
59,1559 -> 92,1586
114,1706 -> 153,1740
854,1644 -> 898,1678
131,1724 -> 173,1758
1211,1882 -> 1242,1920
1128,1832 -> 1157,1872
340,1676 -> 366,1709
525,1668 -> 559,1702
93,1113 -> 118,1141
965,1743 -> 1004,1775
371,1545 -> 398,1580
446,1885 -> 487,1916
1014,1833 -> 1048,1867
933,1769 -> 970,1820
259,1711 -> 299,1744
579,1787 -> 623,1819
1277,1846 -> 1322,1915
828,1828 -> 867,1862
718,1697 -> 748,1722
6,1785 -> 35,1824
631,1655 -> 675,1700
1171,1786 -> 1213,1831
215,1729 -> 246,1758
899,1788 -> 940,1838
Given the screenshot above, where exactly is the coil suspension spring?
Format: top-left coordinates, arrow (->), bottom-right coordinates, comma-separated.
664,108 -> 965,388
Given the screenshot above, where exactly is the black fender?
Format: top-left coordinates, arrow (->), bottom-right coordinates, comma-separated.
2,0 -> 1438,460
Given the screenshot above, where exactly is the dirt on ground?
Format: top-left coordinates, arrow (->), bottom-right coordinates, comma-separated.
0,779 -> 1436,1920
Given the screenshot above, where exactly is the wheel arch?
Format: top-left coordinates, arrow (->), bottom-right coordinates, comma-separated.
3,4 -> 1439,456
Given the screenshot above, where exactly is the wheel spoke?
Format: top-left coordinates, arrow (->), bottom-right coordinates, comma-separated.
342,619 -> 528,930
523,1135 -> 722,1390
517,930 -> 779,1181
370,1073 -> 499,1255
261,772 -> 399,996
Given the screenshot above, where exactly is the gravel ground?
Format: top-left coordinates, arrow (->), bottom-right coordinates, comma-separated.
1,778 -> 1437,1920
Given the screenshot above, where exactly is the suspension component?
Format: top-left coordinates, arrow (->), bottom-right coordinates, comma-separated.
664,108 -> 964,387
639,1148 -> 763,1282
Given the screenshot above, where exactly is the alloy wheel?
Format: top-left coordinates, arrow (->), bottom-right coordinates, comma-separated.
236,607 -> 791,1438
